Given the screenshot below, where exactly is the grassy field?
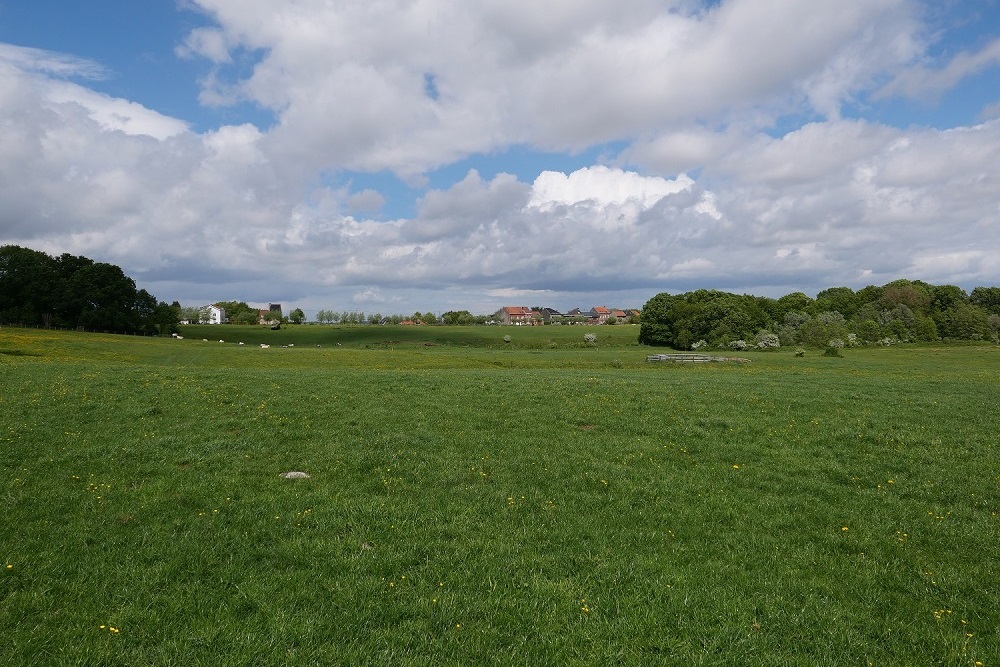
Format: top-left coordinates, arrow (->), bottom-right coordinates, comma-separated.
1,325 -> 997,665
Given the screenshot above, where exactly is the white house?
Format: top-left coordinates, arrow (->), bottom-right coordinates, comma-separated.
200,304 -> 226,324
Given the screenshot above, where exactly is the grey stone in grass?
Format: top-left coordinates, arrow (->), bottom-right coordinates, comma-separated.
279,471 -> 311,479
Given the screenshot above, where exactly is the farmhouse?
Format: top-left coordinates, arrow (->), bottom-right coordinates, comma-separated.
200,304 -> 225,324
588,306 -> 612,324
500,306 -> 534,325
258,303 -> 283,325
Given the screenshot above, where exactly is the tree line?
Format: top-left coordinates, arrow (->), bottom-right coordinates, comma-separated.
639,281 -> 1000,349
0,245 -> 178,334
313,310 -> 486,325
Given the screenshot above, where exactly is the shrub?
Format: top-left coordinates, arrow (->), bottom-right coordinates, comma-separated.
691,339 -> 707,350
503,335 -> 512,343
828,338 -> 845,348
729,339 -> 748,351
755,332 -> 780,349
583,333 -> 597,344
823,346 -> 843,357
610,358 -> 623,368
795,348 -> 805,357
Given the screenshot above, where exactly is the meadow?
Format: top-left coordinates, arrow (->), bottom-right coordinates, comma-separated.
1,325 -> 997,665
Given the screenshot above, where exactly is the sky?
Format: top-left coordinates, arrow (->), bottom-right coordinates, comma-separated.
1,0 -> 999,318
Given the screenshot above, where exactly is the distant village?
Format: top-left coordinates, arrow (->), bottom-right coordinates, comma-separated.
494,305 -> 641,326
187,303 -> 642,326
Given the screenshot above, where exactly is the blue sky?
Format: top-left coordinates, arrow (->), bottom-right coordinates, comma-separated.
1,0 -> 999,318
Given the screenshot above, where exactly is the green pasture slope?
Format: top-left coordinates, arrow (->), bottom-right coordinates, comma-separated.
1,326 -> 997,666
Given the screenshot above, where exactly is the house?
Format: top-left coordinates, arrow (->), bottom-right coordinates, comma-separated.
540,307 -> 564,324
258,304 -> 283,325
588,306 -> 612,324
200,304 -> 225,324
611,309 -> 629,323
500,306 -> 533,325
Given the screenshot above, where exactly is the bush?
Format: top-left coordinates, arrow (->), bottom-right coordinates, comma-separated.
583,333 -> 597,344
729,339 -> 748,351
755,332 -> 780,349
795,348 -> 805,357
828,338 -> 845,348
503,335 -> 512,343
823,346 -> 843,357
691,339 -> 707,350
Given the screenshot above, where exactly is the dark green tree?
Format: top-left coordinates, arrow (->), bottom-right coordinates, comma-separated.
0,245 -> 59,325
970,286 -> 1000,315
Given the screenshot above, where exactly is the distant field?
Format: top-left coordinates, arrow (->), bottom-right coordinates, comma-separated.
1,327 -> 997,665
179,322 -> 646,350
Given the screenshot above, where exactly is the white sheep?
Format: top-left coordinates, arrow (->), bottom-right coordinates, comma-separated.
260,344 -> 270,349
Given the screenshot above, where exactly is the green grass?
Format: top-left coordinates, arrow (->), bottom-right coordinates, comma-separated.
178,321 -> 645,350
1,327 -> 997,665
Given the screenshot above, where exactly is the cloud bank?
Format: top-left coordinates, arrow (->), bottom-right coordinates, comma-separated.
1,0 -> 998,314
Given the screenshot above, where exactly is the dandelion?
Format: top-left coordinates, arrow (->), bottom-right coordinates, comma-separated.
841,526 -> 849,532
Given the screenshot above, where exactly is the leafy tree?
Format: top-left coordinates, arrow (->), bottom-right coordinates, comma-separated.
988,314 -> 1000,342
639,290 -> 769,348
880,280 -> 932,314
0,245 -> 59,324
289,308 -> 306,324
814,287 -> 859,320
215,301 -> 257,324
970,287 -> 1000,315
1,245 -> 173,333
775,292 -> 814,318
64,262 -> 141,330
937,302 -> 989,339
852,318 -> 883,343
638,292 -> 681,347
442,310 -> 476,325
855,285 -> 884,310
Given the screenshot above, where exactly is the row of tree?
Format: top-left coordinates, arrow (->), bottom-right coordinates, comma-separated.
0,245 -> 178,334
639,281 -> 1000,349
